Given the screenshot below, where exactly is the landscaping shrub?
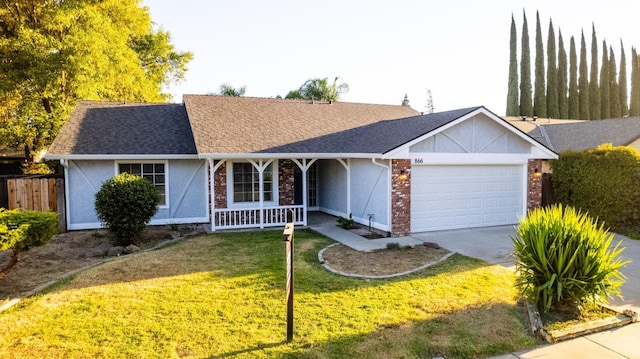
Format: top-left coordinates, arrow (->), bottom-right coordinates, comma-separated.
337,213 -> 355,229
512,204 -> 628,313
95,173 -> 160,246
551,144 -> 640,234
0,208 -> 58,252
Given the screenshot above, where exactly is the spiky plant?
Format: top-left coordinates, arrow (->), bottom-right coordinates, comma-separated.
512,204 -> 629,312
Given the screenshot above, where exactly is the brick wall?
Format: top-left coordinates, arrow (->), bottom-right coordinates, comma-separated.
527,159 -> 543,209
391,159 -> 411,236
279,159 -> 295,205
213,161 -> 227,209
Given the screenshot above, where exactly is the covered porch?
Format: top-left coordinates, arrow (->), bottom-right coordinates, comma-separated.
205,157 -> 394,233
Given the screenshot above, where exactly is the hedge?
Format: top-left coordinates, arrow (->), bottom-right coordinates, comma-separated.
551,144 -> 640,234
0,208 -> 58,252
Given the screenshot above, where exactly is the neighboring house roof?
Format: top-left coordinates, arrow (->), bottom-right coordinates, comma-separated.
183,95 -> 420,155
537,116 -> 640,153
503,117 -> 585,150
261,107 -> 482,154
47,101 -> 197,158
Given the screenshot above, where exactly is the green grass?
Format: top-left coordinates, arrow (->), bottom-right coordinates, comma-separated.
0,230 -> 537,358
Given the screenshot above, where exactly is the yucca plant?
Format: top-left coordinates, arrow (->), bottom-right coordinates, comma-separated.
512,204 -> 629,312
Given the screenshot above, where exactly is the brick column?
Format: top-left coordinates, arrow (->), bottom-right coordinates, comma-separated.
214,161 -> 227,209
527,159 -> 543,210
391,159 -> 411,236
279,159 -> 295,205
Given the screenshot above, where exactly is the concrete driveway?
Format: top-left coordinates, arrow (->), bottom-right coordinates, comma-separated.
410,226 -> 640,314
411,225 -> 518,268
412,226 -> 640,359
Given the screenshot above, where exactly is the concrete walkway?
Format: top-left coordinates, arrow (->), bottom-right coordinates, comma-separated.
308,213 -> 640,359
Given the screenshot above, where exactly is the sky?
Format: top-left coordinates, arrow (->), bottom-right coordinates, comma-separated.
143,0 -> 640,116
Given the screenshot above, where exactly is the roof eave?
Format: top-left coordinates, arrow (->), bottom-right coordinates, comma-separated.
45,154 -> 200,161
197,153 -> 385,159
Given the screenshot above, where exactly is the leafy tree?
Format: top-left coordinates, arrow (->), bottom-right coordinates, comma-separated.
579,31 -> 590,120
631,48 -> 640,116
599,40 -> 610,119
619,41 -> 628,116
285,77 -> 349,102
568,36 -> 579,119
519,11 -> 533,117
0,0 -> 192,166
557,31 -> 569,119
219,83 -> 246,97
506,14 -> 519,116
533,12 -> 546,117
589,24 -> 600,119
95,173 -> 160,246
546,19 -> 559,118
609,46 -> 621,118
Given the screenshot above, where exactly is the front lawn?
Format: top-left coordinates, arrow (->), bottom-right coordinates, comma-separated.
0,230 -> 537,358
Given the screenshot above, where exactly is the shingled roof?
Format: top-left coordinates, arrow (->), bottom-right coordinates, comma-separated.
47,101 -> 197,157
183,95 -> 420,154
539,116 -> 640,152
260,107 -> 482,154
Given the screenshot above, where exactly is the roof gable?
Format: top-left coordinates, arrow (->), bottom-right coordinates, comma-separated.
385,107 -> 557,159
47,101 -> 197,158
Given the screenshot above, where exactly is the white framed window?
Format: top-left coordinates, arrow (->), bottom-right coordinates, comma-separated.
116,161 -> 168,206
227,161 -> 277,206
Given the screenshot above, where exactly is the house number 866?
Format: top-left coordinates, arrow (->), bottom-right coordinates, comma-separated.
413,158 -> 424,164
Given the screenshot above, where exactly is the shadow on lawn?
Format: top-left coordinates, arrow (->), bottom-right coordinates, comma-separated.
31,229 -> 493,299
207,302 -> 537,359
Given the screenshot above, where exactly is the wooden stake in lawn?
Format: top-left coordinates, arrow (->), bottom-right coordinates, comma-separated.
282,210 -> 295,342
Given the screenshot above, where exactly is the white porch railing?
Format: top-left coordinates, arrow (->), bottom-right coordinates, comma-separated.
213,205 -> 304,230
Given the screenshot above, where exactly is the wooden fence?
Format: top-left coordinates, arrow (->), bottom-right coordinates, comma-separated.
1,176 -> 66,232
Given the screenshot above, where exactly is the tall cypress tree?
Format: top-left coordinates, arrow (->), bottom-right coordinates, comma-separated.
558,31 -> 569,118
630,47 -> 640,116
579,31 -> 590,120
519,11 -> 533,117
506,14 -> 519,116
619,41 -> 628,116
568,36 -> 579,119
589,24 -> 600,120
533,11 -> 546,117
600,40 -> 610,119
546,19 -> 559,118
609,46 -> 621,118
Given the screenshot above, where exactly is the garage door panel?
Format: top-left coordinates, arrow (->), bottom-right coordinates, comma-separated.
411,165 -> 523,232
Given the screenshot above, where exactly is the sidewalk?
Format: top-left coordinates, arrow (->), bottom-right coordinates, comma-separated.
308,214 -> 640,359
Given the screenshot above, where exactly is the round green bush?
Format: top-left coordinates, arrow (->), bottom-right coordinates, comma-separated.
512,204 -> 629,313
95,173 -> 160,246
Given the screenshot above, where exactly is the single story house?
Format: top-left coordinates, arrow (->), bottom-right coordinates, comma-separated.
46,96 -> 557,236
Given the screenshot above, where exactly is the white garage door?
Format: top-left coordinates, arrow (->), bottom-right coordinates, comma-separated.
411,165 -> 524,232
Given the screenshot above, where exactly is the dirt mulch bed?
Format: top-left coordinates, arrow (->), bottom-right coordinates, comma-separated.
321,244 -> 451,277
0,226 -> 202,303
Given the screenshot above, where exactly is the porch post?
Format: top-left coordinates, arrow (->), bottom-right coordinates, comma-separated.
293,159 -> 317,226
249,159 -> 273,229
336,158 -> 351,215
